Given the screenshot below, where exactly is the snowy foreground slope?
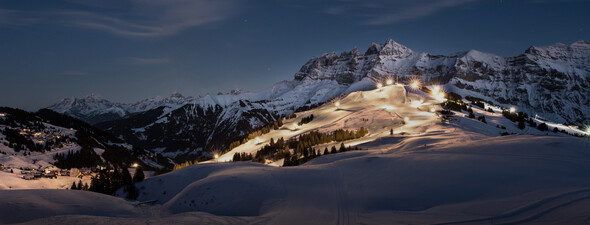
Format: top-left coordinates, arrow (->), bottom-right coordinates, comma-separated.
3,86 -> 590,224
3,132 -> 590,224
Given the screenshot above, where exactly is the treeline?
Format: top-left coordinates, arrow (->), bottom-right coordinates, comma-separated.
173,159 -> 199,170
442,94 -> 489,125
70,167 -> 145,200
502,110 -> 528,129
232,152 -> 254,161
297,114 -> 314,126
54,148 -> 103,169
284,142 -> 359,167
233,127 -> 369,165
289,128 -> 369,150
223,113 -> 297,155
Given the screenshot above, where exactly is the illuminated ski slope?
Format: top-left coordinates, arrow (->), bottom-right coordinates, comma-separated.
216,84 -> 443,163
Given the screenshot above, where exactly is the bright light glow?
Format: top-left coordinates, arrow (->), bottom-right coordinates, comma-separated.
0,113 -> 5,117
410,80 -> 420,89
432,86 -> 440,95
214,154 -> 219,159
335,101 -> 341,107
510,107 -> 516,113
376,83 -> 383,88
430,108 -> 436,113
404,117 -> 410,123
410,100 -> 422,108
33,132 -> 42,137
432,90 -> 445,102
386,79 -> 393,85
382,105 -> 395,111
255,137 -> 262,144
132,163 -> 139,168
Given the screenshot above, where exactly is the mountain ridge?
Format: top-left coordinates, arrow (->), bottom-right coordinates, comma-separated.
45,39 -> 590,162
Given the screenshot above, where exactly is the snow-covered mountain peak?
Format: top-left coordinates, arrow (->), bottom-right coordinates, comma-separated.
85,93 -> 103,101
379,39 -> 413,57
524,40 -> 590,59
457,49 -> 506,69
570,40 -> 590,47
170,92 -> 184,99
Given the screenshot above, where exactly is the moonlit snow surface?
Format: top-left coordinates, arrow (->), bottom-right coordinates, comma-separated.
2,86 -> 590,225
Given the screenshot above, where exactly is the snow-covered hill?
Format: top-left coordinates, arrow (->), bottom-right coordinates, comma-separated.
0,107 -> 163,188
4,84 -> 590,224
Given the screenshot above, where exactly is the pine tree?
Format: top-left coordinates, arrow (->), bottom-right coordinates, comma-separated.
77,180 -> 83,190
538,122 -> 548,131
390,129 -> 393,135
122,168 -> 132,186
330,146 -> 337,154
71,182 -> 77,190
133,167 -> 145,183
518,120 -> 525,129
324,147 -> 329,155
339,143 -> 347,152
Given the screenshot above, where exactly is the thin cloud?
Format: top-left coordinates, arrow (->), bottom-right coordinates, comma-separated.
0,0 -> 240,37
361,0 -> 478,25
124,57 -> 172,65
312,0 -> 479,25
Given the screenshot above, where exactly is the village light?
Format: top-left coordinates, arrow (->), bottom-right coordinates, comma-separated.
410,100 -> 422,108
430,108 -> 436,113
386,79 -> 393,85
435,92 -> 446,101
510,107 -> 516,113
335,101 -> 341,109
214,154 -> 219,159
410,80 -> 420,89
132,163 -> 139,168
376,83 -> 383,89
432,86 -> 440,95
292,123 -> 298,130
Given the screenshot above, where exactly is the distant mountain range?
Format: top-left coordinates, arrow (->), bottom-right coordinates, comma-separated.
47,92 -> 194,125
45,39 -> 590,162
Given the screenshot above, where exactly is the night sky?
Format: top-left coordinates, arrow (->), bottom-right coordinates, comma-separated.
1,0 -> 588,110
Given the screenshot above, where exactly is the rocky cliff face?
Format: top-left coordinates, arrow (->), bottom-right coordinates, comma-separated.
295,39 -> 590,125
